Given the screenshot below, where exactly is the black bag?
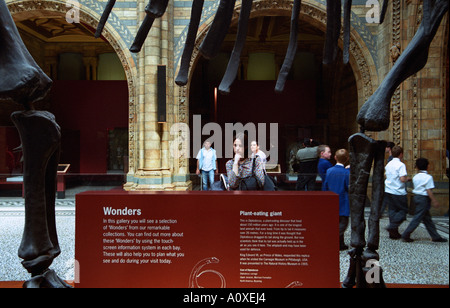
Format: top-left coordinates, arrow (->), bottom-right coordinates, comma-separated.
237,158 -> 263,191
210,174 -> 229,191
238,176 -> 261,190
263,174 -> 277,191
210,180 -> 225,191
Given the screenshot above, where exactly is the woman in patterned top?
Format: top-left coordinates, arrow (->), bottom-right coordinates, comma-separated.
226,133 -> 265,190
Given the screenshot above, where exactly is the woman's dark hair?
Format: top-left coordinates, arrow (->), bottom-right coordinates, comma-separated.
234,132 -> 249,159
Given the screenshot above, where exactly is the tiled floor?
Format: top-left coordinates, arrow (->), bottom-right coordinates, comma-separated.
0,203 -> 75,282
339,214 -> 449,286
0,189 -> 448,287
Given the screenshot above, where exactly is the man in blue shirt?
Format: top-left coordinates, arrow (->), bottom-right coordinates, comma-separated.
323,149 -> 350,250
196,140 -> 218,191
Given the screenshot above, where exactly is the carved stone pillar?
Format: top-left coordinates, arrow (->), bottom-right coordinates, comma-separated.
391,0 -> 402,146
130,0 -> 180,190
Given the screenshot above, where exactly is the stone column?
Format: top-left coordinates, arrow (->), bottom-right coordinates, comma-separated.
142,16 -> 162,172
82,56 -> 98,80
44,56 -> 58,81
134,0 -> 176,190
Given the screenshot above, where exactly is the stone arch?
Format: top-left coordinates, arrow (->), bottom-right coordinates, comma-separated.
176,0 -> 379,131
173,0 -> 380,175
6,0 -> 138,173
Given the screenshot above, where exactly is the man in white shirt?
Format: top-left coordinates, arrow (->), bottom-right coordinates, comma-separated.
384,146 -> 410,239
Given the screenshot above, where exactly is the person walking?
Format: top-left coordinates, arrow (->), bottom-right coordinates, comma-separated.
384,146 -> 410,239
401,158 -> 447,243
196,140 -> 218,191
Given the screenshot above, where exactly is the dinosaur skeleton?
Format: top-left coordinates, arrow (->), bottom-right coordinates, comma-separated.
1,0 -> 71,288
344,0 -> 448,288
96,0 -> 353,93
1,0 -> 448,287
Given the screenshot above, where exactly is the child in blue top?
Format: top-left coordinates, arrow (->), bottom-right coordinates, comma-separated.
317,145 -> 333,190
323,149 -> 350,250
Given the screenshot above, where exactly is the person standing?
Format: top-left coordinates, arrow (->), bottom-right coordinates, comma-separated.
385,141 -> 395,163
196,140 -> 218,191
317,144 -> 333,190
250,140 -> 267,171
380,141 -> 396,217
384,146 -> 410,239
323,149 -> 350,250
401,158 -> 447,243
296,138 -> 319,191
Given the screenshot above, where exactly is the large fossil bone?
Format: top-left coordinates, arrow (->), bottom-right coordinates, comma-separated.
218,0 -> 253,94
357,0 -> 449,132
130,0 -> 170,53
1,0 -> 70,287
175,0 -> 205,86
275,0 -> 302,93
0,0 -> 52,109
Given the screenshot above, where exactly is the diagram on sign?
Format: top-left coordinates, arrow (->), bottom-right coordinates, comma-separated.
189,257 -> 226,288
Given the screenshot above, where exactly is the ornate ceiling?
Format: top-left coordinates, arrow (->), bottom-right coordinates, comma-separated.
222,15 -> 325,56
15,15 -> 101,43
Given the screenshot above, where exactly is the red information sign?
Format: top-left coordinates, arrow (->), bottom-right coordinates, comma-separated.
75,191 -> 339,288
